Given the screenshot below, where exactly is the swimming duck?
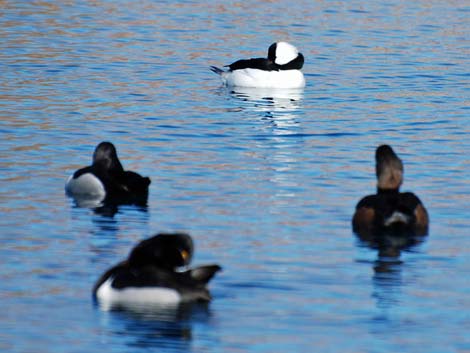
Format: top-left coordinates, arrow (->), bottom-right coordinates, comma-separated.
210,42 -> 305,88
352,145 -> 429,236
93,233 -> 221,306
65,141 -> 151,206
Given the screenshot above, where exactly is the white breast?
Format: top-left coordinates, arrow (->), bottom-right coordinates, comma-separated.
65,173 -> 106,198
222,69 -> 306,89
384,211 -> 410,226
96,277 -> 182,306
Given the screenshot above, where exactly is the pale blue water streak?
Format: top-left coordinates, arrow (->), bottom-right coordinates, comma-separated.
0,1 -> 469,352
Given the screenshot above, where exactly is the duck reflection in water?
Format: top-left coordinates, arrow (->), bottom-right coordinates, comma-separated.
99,301 -> 212,350
227,86 -> 304,133
91,202 -> 149,218
228,86 -> 303,111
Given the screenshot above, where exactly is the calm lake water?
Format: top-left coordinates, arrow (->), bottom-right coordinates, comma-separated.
1,1 -> 469,352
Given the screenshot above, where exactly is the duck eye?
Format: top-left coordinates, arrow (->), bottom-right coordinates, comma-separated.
180,249 -> 189,262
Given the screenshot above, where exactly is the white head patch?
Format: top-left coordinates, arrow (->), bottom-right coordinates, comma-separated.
274,42 -> 299,65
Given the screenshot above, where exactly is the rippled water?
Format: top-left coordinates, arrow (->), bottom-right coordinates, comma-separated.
1,1 -> 469,352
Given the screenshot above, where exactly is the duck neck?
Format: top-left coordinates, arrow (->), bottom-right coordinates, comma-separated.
377,187 -> 400,195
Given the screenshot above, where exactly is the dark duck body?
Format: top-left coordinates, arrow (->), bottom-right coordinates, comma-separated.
353,145 -> 429,237
93,233 -> 221,306
65,142 -> 151,206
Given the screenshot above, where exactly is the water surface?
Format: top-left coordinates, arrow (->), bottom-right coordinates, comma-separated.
1,1 -> 469,352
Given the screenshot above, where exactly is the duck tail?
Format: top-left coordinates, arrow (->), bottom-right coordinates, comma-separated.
190,265 -> 222,284
210,66 -> 225,75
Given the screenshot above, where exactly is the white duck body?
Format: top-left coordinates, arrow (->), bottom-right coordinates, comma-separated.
221,69 -> 305,88
96,277 -> 182,306
65,173 -> 106,199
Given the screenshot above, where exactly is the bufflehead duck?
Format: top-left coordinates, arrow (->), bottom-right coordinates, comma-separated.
210,42 -> 305,88
352,145 -> 429,236
65,142 -> 151,206
93,233 -> 221,306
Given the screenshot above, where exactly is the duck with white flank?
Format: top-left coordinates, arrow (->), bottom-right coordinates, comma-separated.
211,42 -> 305,88
93,233 -> 221,307
65,141 -> 151,206
352,145 -> 429,237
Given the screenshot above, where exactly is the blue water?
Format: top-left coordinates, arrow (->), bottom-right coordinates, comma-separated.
1,1 -> 469,352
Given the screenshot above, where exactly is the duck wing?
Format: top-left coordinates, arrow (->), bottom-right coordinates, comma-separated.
227,58 -> 276,71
